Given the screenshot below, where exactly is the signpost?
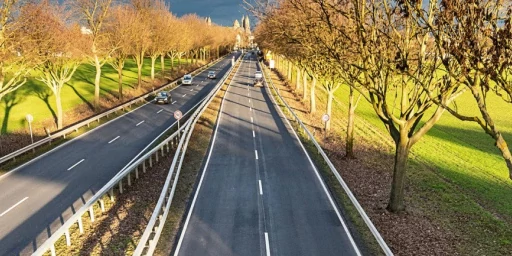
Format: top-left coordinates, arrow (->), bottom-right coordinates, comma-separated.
322,114 -> 330,138
26,114 -> 34,151
269,59 -> 275,69
174,110 -> 183,140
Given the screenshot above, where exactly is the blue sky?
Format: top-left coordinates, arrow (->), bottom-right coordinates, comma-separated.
168,0 -> 250,26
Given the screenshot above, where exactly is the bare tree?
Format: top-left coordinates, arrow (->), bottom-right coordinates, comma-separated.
71,0 -> 114,109
19,0 -> 86,129
415,0 -> 512,179
0,0 -> 30,103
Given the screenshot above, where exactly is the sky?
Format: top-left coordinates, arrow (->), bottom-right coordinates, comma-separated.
168,0 -> 252,26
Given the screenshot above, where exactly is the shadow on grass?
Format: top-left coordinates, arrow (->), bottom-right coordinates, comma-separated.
1,90 -> 21,134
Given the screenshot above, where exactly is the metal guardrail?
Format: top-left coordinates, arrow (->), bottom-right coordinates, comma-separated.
259,61 -> 394,256
0,56 -> 226,166
133,54 -> 243,256
31,55 -> 234,256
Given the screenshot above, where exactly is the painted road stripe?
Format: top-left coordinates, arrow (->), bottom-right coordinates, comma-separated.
259,180 -> 263,195
249,99 -> 251,103
255,150 -> 259,160
265,232 -> 271,256
253,130 -> 255,138
182,94 -> 186,97
0,197 -> 29,217
190,89 -> 194,91
251,117 -> 253,123
172,101 -> 177,104
157,109 -> 163,114
67,159 -> 85,171
108,136 -> 120,144
136,120 -> 145,126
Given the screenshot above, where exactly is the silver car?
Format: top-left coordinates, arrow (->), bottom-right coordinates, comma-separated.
182,74 -> 193,85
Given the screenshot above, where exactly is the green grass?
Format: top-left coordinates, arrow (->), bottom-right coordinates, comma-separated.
333,86 -> 512,221
0,58 -> 190,134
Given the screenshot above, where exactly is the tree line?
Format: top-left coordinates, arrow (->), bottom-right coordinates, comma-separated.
250,0 -> 512,212
1,0 -> 237,129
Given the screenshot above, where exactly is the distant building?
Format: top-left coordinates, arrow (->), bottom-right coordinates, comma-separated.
205,17 -> 212,26
233,15 -> 252,49
81,26 -> 92,35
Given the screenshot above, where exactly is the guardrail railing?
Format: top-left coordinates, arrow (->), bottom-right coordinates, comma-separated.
0,56 -> 226,167
133,55 -> 243,256
31,55 -> 237,256
259,61 -> 393,256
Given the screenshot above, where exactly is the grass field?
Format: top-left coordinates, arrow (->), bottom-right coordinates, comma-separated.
278,64 -> 512,254
0,58 -> 191,134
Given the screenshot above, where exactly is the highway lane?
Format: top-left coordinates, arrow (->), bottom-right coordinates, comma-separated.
0,53 -> 239,255
174,54 -> 360,256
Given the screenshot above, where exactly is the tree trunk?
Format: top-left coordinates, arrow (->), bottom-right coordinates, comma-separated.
136,55 -> 143,89
160,54 -> 165,73
310,76 -> 317,114
150,56 -> 157,80
178,56 -> 181,67
55,91 -> 63,129
495,133 -> 512,179
302,70 -> 308,102
388,134 -> 411,212
94,55 -> 102,109
287,61 -> 292,80
117,64 -> 123,99
346,87 -> 356,158
295,66 -> 301,91
325,90 -> 333,132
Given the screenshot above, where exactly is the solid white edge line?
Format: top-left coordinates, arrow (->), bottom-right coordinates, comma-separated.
265,232 -> 271,256
255,150 -> 259,160
259,180 -> 263,195
67,159 -> 85,171
157,109 -> 164,114
262,63 -> 362,256
174,54 -> 243,256
0,197 -> 29,217
108,136 -> 120,144
136,120 -> 145,126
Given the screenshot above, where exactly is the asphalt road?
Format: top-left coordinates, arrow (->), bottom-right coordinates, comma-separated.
0,53 -> 239,255
174,54 -> 361,256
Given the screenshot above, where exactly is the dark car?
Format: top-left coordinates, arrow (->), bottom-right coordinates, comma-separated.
155,91 -> 172,104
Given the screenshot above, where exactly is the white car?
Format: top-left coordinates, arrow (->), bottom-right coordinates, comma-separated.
182,74 -> 193,85
208,71 -> 216,79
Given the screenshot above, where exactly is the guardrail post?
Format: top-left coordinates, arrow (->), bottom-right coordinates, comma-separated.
155,152 -> 159,162
78,218 -> 84,234
161,147 -> 164,157
166,142 -> 170,153
87,122 -> 90,128
89,206 -> 95,222
99,199 -> 105,212
65,229 -> 71,246
109,188 -> 115,202
63,134 -> 66,139
143,161 -> 147,173
97,118 -> 100,123
149,155 -> 153,167
135,167 -> 139,179
50,244 -> 56,256
128,172 -> 132,186
119,180 -> 123,194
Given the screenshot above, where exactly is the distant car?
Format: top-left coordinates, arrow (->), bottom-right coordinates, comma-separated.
254,71 -> 263,80
208,71 -> 216,79
155,91 -> 172,104
182,74 -> 193,85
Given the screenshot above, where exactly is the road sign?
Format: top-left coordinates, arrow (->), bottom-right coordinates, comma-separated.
322,114 -> 330,122
174,110 -> 183,120
269,59 -> 275,69
26,114 -> 33,123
